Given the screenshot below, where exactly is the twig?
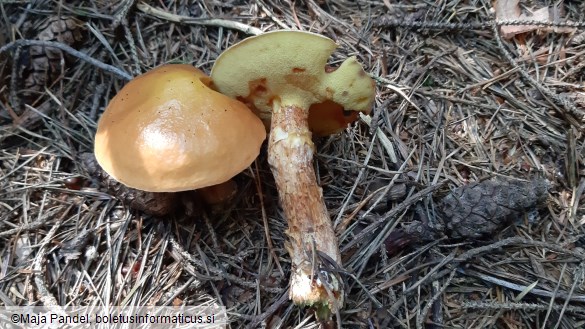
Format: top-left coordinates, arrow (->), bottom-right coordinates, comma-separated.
244,292 -> 289,329
552,263 -> 585,329
137,2 -> 263,36
543,263 -> 568,329
203,211 -> 220,251
160,277 -> 200,306
0,40 -> 133,81
373,18 -> 585,30
388,236 -> 585,317
417,269 -> 455,329
112,0 -> 136,28
463,301 -> 585,314
459,268 -> 585,303
256,0 -> 292,30
89,83 -> 106,121
0,220 -> 47,237
9,46 -> 21,110
341,182 -> 446,252
454,237 -> 585,263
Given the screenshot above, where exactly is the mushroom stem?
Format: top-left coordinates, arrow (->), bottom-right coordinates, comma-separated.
267,102 -> 343,318
198,179 -> 238,205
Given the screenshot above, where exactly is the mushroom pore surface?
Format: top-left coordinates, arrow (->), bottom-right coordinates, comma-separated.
210,30 -> 375,135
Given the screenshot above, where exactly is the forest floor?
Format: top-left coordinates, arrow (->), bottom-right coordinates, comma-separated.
1,0 -> 584,328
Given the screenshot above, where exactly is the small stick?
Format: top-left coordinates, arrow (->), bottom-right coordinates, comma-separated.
455,237 -> 585,263
387,236 -> 585,317
137,2 -> 263,36
0,40 -> 133,81
244,292 -> 289,329
416,270 -> 455,329
459,268 -> 585,303
373,18 -> 585,30
0,221 -> 47,238
462,301 -> 585,314
203,211 -> 220,251
552,263 -> 585,329
9,46 -> 21,111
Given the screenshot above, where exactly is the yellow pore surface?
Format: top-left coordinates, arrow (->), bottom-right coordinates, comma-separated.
211,30 -> 375,135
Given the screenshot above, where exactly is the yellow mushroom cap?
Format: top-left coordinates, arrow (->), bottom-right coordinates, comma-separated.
94,64 -> 266,192
210,30 -> 376,136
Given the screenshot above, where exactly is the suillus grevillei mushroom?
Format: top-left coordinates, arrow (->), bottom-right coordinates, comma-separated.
211,30 -> 376,318
94,64 -> 266,199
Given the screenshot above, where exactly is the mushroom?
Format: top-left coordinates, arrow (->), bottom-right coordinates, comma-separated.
94,64 -> 266,202
211,31 -> 375,318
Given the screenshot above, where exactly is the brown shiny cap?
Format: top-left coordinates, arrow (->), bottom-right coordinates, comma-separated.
94,64 -> 266,192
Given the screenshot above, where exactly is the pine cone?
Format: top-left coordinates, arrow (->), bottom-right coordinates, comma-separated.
394,178 -> 550,251
21,16 -> 85,98
437,178 -> 550,239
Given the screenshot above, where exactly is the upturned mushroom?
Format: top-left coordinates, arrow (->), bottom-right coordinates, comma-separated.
94,64 -> 266,201
211,31 -> 376,318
